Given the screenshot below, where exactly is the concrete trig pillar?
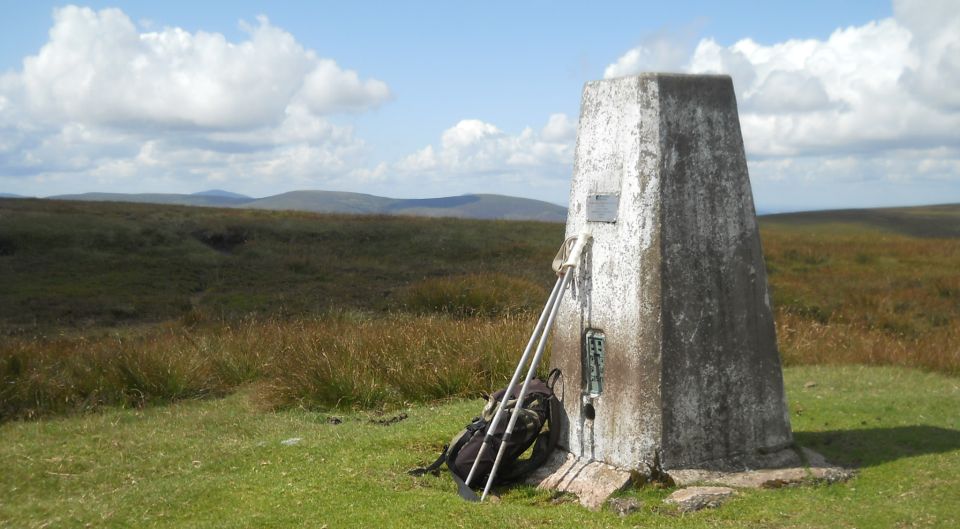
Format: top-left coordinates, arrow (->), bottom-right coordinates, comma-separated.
532,73 -> 796,507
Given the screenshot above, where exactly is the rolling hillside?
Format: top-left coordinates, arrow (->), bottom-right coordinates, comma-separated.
49,191 -> 252,207
44,189 -> 568,222
1,197 -> 958,421
762,203 -> 960,238
240,190 -> 394,214
2,197 -> 958,341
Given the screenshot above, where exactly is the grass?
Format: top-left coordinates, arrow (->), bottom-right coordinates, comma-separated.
0,198 -> 560,330
762,223 -> 960,375
1,365 -> 958,528
397,273 -> 549,317
2,199 -> 959,526
1,199 -> 959,421
1,313 -> 540,421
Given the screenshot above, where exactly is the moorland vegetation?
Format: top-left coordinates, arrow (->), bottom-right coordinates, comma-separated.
1,198 -> 958,421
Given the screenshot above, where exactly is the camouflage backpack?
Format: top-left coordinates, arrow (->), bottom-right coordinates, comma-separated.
409,370 -> 562,500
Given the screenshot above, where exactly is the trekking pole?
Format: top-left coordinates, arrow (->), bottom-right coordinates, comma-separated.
480,232 -> 590,501
464,235 -> 582,489
463,273 -> 565,489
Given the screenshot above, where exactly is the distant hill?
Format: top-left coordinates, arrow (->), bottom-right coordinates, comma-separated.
389,194 -> 567,221
244,191 -> 567,221
49,192 -> 250,207
0,193 -> 29,198
760,203 -> 960,238
30,189 -> 960,229
39,189 -> 568,222
191,189 -> 252,199
242,190 -> 395,214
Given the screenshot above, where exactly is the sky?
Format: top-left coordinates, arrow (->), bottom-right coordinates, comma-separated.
0,0 -> 958,212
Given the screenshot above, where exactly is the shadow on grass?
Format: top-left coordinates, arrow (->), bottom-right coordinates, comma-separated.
795,426 -> 960,468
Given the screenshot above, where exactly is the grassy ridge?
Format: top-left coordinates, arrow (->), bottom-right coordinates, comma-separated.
1,198 -> 959,420
764,203 -> 960,238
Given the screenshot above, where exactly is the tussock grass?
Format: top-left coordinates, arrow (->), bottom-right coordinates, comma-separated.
0,314 -> 535,421
397,273 -> 549,317
255,313 -> 533,409
1,324 -> 257,420
778,312 -> 960,375
762,224 -> 960,375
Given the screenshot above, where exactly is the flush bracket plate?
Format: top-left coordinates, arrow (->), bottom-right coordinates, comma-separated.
584,329 -> 605,396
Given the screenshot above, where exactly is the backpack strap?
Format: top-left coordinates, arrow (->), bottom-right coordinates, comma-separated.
407,444 -> 448,477
407,418 -> 484,477
546,368 -> 562,390
408,421 -> 483,502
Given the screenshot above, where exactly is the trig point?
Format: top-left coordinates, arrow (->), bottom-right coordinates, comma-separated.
529,73 -> 841,508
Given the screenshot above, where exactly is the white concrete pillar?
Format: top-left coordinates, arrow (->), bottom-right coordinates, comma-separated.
551,73 -> 793,474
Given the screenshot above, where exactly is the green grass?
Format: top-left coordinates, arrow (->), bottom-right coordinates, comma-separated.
2,200 -> 960,526
2,365 -> 958,528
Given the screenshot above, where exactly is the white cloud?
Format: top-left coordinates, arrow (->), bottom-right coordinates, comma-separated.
603,28 -> 699,79
894,0 -> 960,110
395,115 -> 576,201
744,70 -> 833,114
603,0 -> 960,209
15,7 -> 389,129
440,119 -> 502,150
0,5 -> 390,195
541,113 -> 577,143
297,59 -> 392,115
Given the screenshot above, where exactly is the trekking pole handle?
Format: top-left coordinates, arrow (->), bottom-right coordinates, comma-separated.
561,231 -> 590,271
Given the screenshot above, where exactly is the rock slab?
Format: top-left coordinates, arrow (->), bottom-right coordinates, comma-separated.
526,451 -> 632,510
665,486 -> 735,512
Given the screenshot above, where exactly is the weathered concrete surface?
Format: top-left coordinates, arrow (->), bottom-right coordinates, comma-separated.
547,73 -> 793,504
526,451 -> 632,510
657,74 -> 793,469
552,74 -> 665,472
665,486 -> 736,512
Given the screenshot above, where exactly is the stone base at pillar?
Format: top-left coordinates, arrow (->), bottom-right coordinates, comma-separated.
526,451 -> 633,510
528,447 -> 851,510
665,446 -> 854,488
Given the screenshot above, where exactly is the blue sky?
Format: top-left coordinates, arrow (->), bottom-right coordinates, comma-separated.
1,0 -> 957,211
